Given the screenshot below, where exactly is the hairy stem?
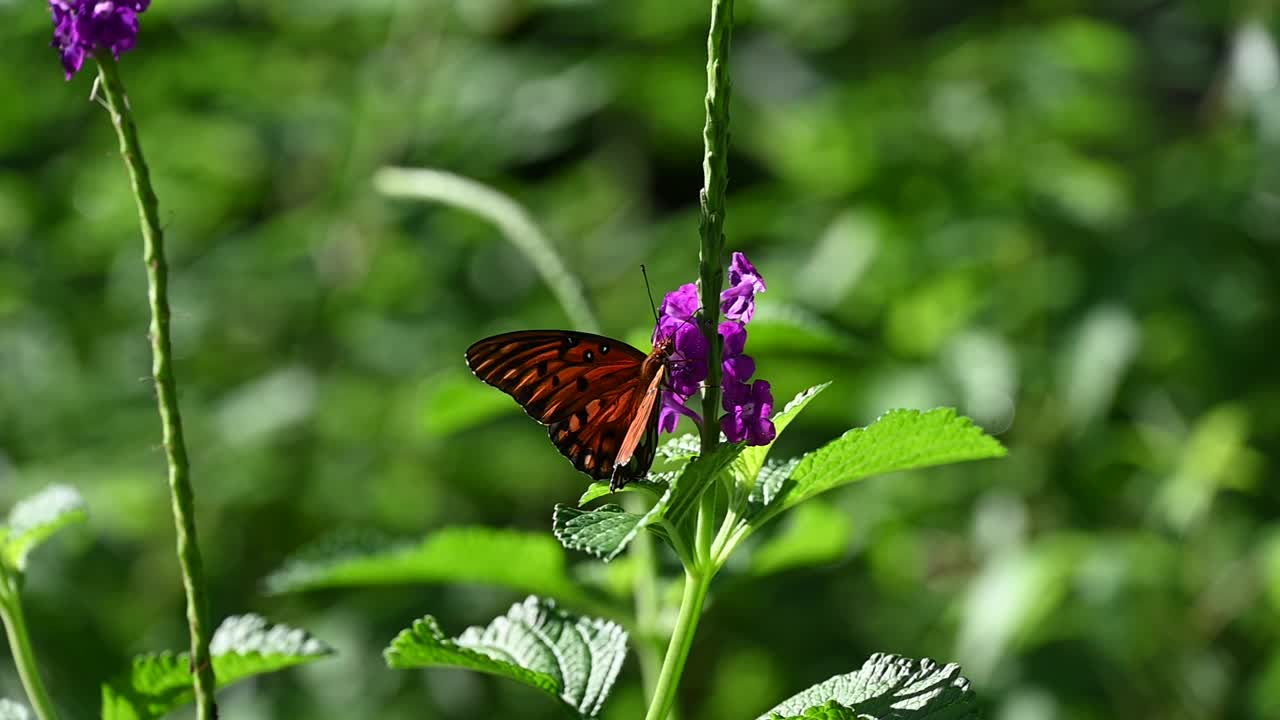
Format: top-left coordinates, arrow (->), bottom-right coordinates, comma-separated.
95,53 -> 219,720
627,496 -> 664,701
696,0 -> 734,457
644,3 -> 736,719
642,570 -> 712,720
0,564 -> 58,720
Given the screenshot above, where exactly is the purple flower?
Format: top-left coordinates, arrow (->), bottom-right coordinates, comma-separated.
50,1 -> 151,80
719,321 -> 755,384
720,380 -> 776,445
650,253 -> 774,446
720,252 -> 767,322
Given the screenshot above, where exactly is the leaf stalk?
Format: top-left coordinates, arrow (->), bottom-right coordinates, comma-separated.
0,562 -> 58,720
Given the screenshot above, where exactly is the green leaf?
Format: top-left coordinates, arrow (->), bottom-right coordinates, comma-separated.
101,615 -> 332,720
554,488 -> 674,562
665,440 -> 746,527
263,527 -> 596,609
749,457 -> 802,510
577,473 -> 673,506
730,383 -> 830,494
385,596 -> 627,718
750,500 -> 851,576
758,408 -> 1005,525
655,433 -> 701,461
0,700 -> 30,720
770,700 -> 861,720
761,653 -> 978,720
2,484 -> 87,571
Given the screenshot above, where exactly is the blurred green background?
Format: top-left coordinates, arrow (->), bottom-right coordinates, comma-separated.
2,0 -> 1279,718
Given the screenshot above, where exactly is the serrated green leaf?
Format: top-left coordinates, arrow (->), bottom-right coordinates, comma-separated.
761,653 -> 978,720
665,440 -> 746,527
0,700 -> 30,720
656,433 -> 704,461
554,486 -> 675,562
263,527 -> 597,610
750,500 -> 851,576
757,408 -> 1005,526
769,700 -> 861,720
749,457 -> 802,509
101,615 -> 332,720
2,484 -> 87,571
385,596 -> 627,718
731,383 -> 830,494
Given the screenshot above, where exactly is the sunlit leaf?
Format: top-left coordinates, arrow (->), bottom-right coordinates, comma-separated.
655,433 -> 701,461
769,700 -> 861,720
263,527 -> 599,611
101,615 -> 332,720
385,596 -> 627,718
2,484 -> 87,571
755,408 -> 1005,526
554,486 -> 674,562
761,653 -> 977,720
0,700 -> 30,720
665,440 -> 746,527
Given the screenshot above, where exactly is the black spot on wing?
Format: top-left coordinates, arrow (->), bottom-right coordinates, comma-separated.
576,376 -> 589,392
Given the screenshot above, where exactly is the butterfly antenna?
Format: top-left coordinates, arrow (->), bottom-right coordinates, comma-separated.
641,264 -> 660,325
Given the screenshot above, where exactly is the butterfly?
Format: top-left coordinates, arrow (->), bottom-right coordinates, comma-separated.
465,330 -> 675,491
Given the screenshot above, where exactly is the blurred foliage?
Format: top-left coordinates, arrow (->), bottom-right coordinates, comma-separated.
1,0 -> 1279,719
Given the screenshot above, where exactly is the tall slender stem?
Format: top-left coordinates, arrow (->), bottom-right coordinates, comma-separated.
0,565 -> 58,720
643,3 -> 736,719
94,53 -> 218,720
696,0 -> 734,456
642,570 -> 712,720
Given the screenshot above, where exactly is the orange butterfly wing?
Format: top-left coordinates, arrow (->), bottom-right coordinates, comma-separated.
465,330 -> 666,486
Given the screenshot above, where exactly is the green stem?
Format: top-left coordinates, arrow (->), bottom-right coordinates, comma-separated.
643,4 -> 736,719
627,496 -> 663,700
642,570 -> 712,720
696,0 -> 734,458
0,565 -> 58,720
94,54 -> 219,720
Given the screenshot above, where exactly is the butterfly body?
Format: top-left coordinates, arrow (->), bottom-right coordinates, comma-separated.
465,330 -> 674,490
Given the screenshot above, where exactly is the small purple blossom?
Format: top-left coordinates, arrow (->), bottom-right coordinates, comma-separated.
720,252 -> 767,322
50,0 -> 151,80
719,321 -> 755,384
721,379 -> 776,445
651,253 -> 774,446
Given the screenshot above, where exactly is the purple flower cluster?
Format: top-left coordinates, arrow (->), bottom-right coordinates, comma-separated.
652,252 -> 775,445
50,0 -> 150,80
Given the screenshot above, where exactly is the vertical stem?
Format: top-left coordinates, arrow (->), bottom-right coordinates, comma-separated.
642,570 -> 712,720
696,0 -> 735,457
643,4 -> 736,720
94,54 -> 219,720
627,496 -> 663,700
0,565 -> 58,720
